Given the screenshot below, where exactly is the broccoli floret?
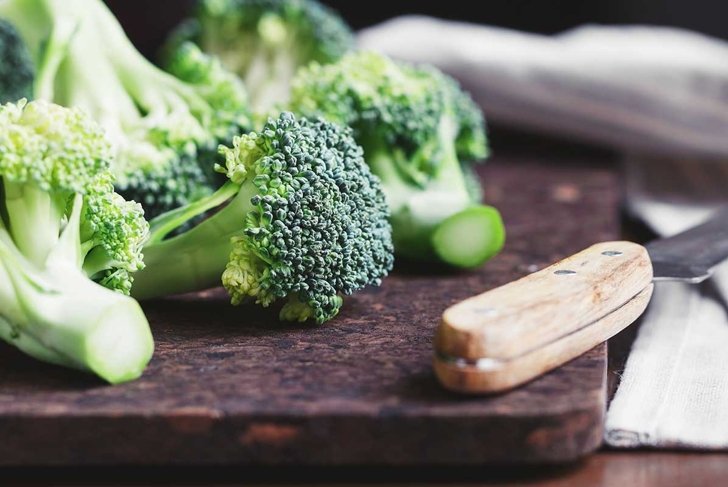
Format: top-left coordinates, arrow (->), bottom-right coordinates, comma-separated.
0,99 -> 152,383
0,18 -> 33,103
164,40 -> 252,187
0,0 -> 251,219
165,0 -> 354,112
289,51 -> 505,269
132,112 -> 394,324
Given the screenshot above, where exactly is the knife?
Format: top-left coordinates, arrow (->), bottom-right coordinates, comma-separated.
434,207 -> 728,394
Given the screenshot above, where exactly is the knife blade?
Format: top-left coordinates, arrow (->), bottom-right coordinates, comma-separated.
434,207 -> 728,394
647,206 -> 728,283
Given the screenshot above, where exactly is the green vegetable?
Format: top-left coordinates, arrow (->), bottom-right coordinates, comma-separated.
165,0 -> 354,112
289,51 -> 505,268
0,0 -> 251,219
0,99 -> 152,383
0,18 -> 33,103
163,40 -> 253,190
132,112 -> 394,324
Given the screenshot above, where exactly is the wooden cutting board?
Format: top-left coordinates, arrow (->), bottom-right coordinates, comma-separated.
0,153 -> 619,466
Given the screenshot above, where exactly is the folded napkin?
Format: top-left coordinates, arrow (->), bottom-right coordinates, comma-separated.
606,198 -> 728,449
359,17 -> 728,159
360,18 -> 728,449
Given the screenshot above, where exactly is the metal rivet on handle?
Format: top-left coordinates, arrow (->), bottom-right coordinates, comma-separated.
554,270 -> 577,275
602,250 -> 623,257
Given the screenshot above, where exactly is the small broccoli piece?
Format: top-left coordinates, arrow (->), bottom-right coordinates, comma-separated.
132,112 -> 394,324
0,0 -> 251,219
290,51 -> 505,269
0,18 -> 33,103
0,99 -> 152,383
165,0 -> 354,112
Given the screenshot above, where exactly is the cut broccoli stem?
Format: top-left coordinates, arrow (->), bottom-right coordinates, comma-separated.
0,228 -> 153,384
132,179 -> 257,300
432,205 -> 505,268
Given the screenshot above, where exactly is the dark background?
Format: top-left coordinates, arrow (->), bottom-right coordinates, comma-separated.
106,0 -> 728,59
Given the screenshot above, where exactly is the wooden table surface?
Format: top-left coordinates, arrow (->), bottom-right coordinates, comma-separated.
3,137 -> 725,483
0,149 -> 620,467
3,452 -> 728,486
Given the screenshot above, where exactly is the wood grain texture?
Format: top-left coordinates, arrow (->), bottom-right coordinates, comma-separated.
438,241 -> 653,361
435,284 -> 653,393
0,155 -> 619,466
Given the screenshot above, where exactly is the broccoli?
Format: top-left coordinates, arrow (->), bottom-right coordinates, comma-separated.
165,0 -> 354,112
163,40 -> 253,190
132,112 -> 394,324
0,99 -> 152,383
0,18 -> 33,103
289,51 -> 505,269
0,0 -> 252,219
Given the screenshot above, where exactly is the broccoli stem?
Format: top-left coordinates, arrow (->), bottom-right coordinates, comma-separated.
244,45 -> 298,111
369,115 -> 504,267
204,13 -> 300,112
0,231 -> 64,365
0,313 -> 75,368
0,228 -> 153,383
431,205 -> 505,268
82,248 -> 115,280
27,0 -> 211,154
33,15 -> 77,100
53,21 -> 143,145
2,181 -> 64,267
148,180 -> 239,244
131,179 -> 257,300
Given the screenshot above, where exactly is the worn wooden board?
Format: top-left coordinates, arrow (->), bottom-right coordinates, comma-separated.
0,154 -> 619,466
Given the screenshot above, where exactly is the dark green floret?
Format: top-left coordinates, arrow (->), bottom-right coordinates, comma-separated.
132,112 -> 394,324
0,0 -> 252,219
289,51 -> 505,268
165,0 -> 354,111
0,19 -> 33,103
0,99 -> 152,383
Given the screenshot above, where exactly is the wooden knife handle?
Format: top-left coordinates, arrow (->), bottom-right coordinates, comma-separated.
434,241 -> 654,394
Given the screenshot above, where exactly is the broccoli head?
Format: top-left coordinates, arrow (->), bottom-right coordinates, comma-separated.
0,18 -> 33,103
132,112 -> 394,324
0,99 -> 152,383
166,0 -> 354,112
290,51 -> 505,269
0,0 -> 252,219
